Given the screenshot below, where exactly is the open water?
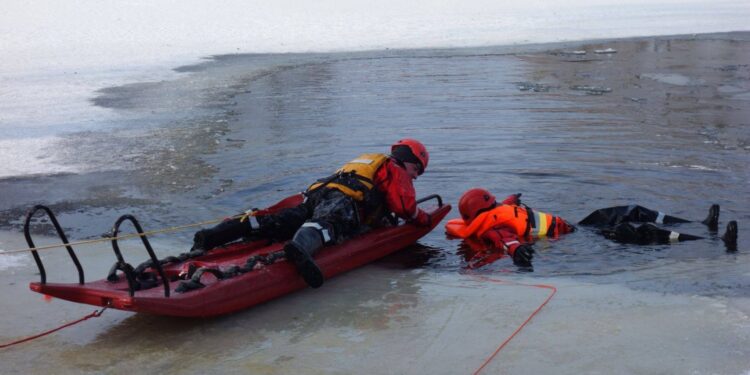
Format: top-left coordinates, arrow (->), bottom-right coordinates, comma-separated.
1,33 -> 749,374
3,33 -> 748,287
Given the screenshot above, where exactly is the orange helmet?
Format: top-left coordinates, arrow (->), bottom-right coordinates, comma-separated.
459,188 -> 497,222
391,138 -> 429,175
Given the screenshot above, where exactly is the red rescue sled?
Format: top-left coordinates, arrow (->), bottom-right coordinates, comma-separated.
26,194 -> 450,317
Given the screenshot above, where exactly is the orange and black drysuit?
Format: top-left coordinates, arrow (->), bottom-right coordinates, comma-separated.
445,194 -> 575,268
446,200 -> 734,268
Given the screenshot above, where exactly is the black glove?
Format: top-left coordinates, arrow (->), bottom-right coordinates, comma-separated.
512,244 -> 535,267
513,193 -> 522,205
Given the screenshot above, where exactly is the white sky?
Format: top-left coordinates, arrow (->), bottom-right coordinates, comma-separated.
2,0 -> 749,74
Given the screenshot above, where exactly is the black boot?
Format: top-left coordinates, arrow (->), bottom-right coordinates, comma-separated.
284,226 -> 325,288
192,218 -> 253,251
701,204 -> 720,231
722,220 -> 738,252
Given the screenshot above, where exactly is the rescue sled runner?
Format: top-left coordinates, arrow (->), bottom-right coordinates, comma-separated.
25,194 -> 450,317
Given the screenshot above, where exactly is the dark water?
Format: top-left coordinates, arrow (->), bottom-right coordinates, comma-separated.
3,33 -> 749,297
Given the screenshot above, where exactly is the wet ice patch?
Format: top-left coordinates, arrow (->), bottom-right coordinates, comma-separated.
717,85 -> 750,100
718,85 -> 746,94
337,328 -> 366,343
641,73 -> 703,86
668,164 -> 721,172
0,137 -> 79,178
0,250 -> 26,270
570,85 -> 612,95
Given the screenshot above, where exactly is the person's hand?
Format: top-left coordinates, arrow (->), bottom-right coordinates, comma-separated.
501,193 -> 523,205
413,209 -> 432,227
513,193 -> 522,205
512,244 -> 534,267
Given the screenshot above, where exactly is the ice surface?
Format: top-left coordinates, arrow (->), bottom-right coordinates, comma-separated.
2,0 -> 749,177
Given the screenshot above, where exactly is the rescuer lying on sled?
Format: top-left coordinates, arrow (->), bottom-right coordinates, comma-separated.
191,139 -> 432,288
445,188 -> 739,268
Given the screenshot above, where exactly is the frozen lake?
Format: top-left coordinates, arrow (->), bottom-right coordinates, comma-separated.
1,1 -> 749,373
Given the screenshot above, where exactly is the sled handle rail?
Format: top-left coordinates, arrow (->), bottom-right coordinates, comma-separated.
24,205 -> 85,285
110,215 -> 171,297
416,194 -> 443,207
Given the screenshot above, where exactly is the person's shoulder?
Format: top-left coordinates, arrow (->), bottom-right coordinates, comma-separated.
377,157 -> 401,174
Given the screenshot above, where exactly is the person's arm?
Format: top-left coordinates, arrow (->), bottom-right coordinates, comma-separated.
376,161 -> 430,226
481,227 -> 534,266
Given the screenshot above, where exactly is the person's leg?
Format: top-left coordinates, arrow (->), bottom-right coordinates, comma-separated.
284,190 -> 361,288
600,222 -> 640,243
255,204 -> 312,241
192,218 -> 253,251
634,223 -> 703,243
579,205 -> 644,226
601,222 -> 703,244
579,204 -> 717,227
192,203 -> 311,251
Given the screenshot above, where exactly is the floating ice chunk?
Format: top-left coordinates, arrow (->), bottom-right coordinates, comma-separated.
717,85 -> 744,94
552,50 -> 587,57
517,82 -> 555,92
570,85 -> 612,95
594,48 -> 617,54
640,73 -> 702,86
625,97 -> 647,103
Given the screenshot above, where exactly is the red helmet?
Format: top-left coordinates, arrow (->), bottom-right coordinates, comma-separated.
391,138 -> 429,175
459,188 -> 497,222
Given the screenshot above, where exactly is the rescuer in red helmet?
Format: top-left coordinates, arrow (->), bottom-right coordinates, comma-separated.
447,188 -> 737,268
446,188 -> 575,268
192,139 -> 433,288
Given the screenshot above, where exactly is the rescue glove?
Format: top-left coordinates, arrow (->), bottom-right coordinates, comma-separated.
501,193 -> 523,205
512,244 -> 535,267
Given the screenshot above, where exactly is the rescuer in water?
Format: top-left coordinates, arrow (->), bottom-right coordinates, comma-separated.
445,188 -> 575,268
446,188 -> 738,268
192,139 -> 432,288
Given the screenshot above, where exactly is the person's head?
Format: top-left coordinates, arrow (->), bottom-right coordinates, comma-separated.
390,138 -> 429,179
458,188 -> 497,223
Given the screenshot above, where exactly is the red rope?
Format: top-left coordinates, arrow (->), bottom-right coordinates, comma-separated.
470,275 -> 557,375
0,308 -> 106,349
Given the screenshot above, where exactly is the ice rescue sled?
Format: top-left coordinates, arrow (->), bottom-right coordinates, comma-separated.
25,194 -> 450,317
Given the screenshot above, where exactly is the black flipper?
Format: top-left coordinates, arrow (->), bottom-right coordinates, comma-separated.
701,204 -> 720,231
722,220 -> 738,252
